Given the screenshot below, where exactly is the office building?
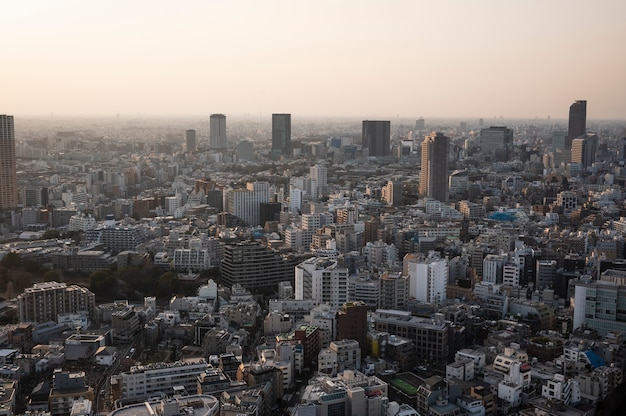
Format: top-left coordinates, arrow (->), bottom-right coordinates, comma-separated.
372,309 -> 449,363
221,241 -> 296,292
479,126 -> 513,161
185,129 -> 196,152
227,182 -> 271,227
566,100 -> 587,149
272,113 -> 291,156
382,179 -> 403,206
336,301 -> 368,350
111,359 -> 210,401
0,115 -> 17,210
420,132 -> 449,203
310,163 -> 327,200
209,114 -> 227,149
237,139 -> 255,161
379,272 -> 408,310
362,120 -> 390,157
17,281 -> 96,324
571,133 -> 598,169
572,271 -> 626,336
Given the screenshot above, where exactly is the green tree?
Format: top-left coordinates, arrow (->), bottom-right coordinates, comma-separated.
43,270 -> 61,282
157,272 -> 178,299
0,252 -> 21,269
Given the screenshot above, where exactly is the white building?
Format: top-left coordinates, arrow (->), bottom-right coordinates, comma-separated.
407,253 -> 448,304
111,359 -> 210,401
295,257 -> 349,308
227,182 -> 271,226
330,339 -> 361,373
542,374 -> 581,406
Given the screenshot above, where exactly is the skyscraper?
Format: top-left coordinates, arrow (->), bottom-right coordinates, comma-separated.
571,133 -> 598,169
209,114 -> 227,149
566,100 -> 586,150
0,115 -> 17,210
479,126 -> 513,161
362,120 -> 390,157
271,113 -> 291,156
420,132 -> 449,203
185,129 -> 196,152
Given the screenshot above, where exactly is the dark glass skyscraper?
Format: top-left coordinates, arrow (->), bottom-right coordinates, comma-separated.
566,100 -> 586,150
362,120 -> 390,157
271,113 -> 291,156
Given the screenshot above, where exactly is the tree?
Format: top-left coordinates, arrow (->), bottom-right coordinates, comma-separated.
43,270 -> 61,282
157,272 -> 178,299
0,252 -> 21,269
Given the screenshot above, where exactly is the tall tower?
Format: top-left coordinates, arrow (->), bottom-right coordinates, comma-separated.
310,163 -> 327,200
420,132 -> 449,203
0,115 -> 17,210
271,114 -> 291,156
362,120 -> 390,157
566,100 -> 586,150
185,129 -> 196,152
209,114 -> 227,149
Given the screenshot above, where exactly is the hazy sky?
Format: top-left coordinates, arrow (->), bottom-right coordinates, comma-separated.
3,0 -> 626,119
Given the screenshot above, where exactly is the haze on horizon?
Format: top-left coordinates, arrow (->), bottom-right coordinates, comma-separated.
3,0 -> 626,120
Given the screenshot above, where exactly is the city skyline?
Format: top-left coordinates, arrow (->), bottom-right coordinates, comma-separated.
2,1 -> 625,119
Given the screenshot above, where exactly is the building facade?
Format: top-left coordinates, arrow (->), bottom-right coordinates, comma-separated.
209,114 -> 227,149
0,115 -> 17,210
420,132 -> 449,203
271,113 -> 291,156
362,120 -> 390,157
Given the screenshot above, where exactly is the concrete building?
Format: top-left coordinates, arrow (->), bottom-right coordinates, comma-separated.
18,281 -> 96,324
407,254 -> 448,304
271,113 -> 291,156
185,129 -> 197,152
372,309 -> 449,363
111,359 -> 210,401
227,182 -> 271,226
479,126 -> 513,161
48,369 -> 94,416
0,115 -> 17,210
566,100 -> 587,149
420,132 -> 449,203
295,257 -> 349,308
209,114 -> 227,149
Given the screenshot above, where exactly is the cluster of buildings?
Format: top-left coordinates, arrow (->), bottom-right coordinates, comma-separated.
0,101 -> 625,414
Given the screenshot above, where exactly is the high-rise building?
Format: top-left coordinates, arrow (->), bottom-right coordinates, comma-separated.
479,126 -> 513,161
362,120 -> 390,157
209,114 -> 227,149
272,113 -> 291,156
295,257 -> 349,308
566,100 -> 587,150
309,163 -> 327,200
0,115 -> 17,210
185,129 -> 196,152
17,281 -> 96,324
336,301 -> 368,350
420,132 -> 450,203
570,133 -> 598,169
221,241 -> 297,291
226,182 -> 271,226
407,255 -> 448,304
572,270 -> 626,336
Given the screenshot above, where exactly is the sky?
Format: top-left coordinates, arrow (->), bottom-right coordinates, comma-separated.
2,0 -> 626,119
